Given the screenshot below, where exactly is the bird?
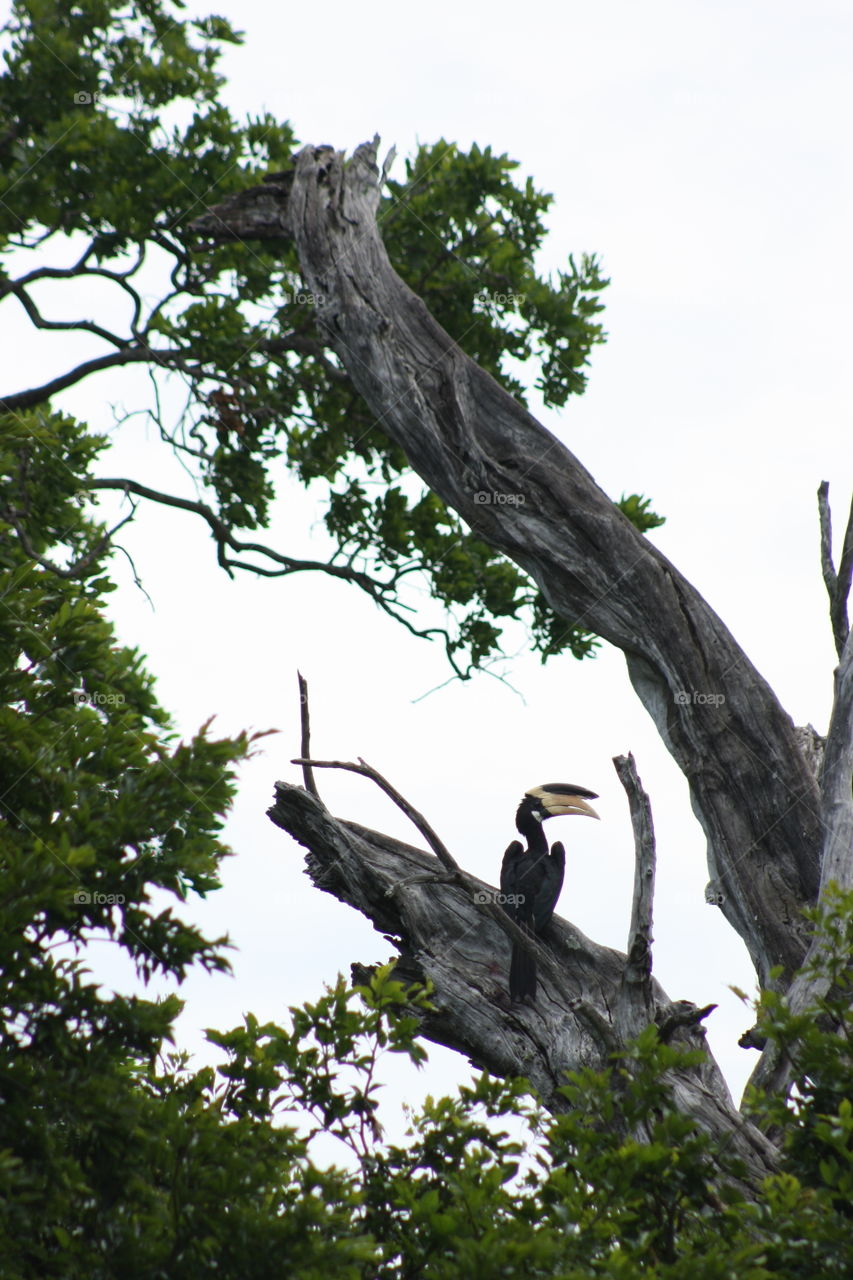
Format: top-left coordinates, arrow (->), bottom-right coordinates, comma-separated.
500,783 -> 599,1003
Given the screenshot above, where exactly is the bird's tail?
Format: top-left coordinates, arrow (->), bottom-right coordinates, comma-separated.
509,926 -> 537,1002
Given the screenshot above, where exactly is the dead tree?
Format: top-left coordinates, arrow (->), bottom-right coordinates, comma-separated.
192,139 -> 853,1180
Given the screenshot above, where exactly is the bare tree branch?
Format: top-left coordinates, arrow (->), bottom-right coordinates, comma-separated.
0,237 -> 97,300
748,618 -> 853,1095
836,497 -> 853,653
191,170 -> 295,242
84,477 -> 471,672
287,755 -> 584,974
818,481 -> 837,599
0,346 -> 188,414
1,503 -> 133,579
817,481 -> 852,657
197,138 -> 824,989
8,283 -> 131,349
296,672 -> 319,799
290,755 -> 461,875
818,624 -> 853,897
6,241 -> 146,295
267,779 -> 779,1185
86,476 -> 391,582
613,753 -> 657,1037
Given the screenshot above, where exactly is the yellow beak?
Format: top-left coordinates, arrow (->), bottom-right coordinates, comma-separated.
526,785 -> 600,820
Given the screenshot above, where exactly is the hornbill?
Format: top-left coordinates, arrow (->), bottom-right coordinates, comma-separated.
500,783 -> 599,1003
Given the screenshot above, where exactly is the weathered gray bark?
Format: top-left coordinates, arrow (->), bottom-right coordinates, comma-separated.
194,140 -> 822,990
192,138 -> 852,1150
751,627 -> 853,1092
613,753 -> 658,1042
268,777 -> 778,1185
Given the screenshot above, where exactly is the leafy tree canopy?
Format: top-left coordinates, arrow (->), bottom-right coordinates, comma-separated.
0,0 -> 661,678
0,424 -> 849,1276
7,8 -> 847,1278
1,422 -> 849,1276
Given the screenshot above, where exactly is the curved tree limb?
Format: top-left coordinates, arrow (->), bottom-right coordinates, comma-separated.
0,346 -> 189,414
2,505 -> 134,579
196,139 -> 826,993
291,755 -> 461,874
8,283 -> 131,349
83,476 -> 471,673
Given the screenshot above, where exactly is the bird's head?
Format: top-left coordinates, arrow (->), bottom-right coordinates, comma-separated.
517,783 -> 600,830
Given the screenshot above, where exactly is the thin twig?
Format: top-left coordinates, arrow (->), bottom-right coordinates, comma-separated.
112,540 -> 154,609
4,507 -> 134,579
9,283 -> 129,348
291,756 -> 460,874
287,757 -> 558,968
0,346 -> 187,414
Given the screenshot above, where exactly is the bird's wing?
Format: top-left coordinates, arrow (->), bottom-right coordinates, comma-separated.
500,840 -> 524,895
532,840 -> 566,931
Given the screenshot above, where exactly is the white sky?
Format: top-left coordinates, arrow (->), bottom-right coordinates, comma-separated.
6,0 -> 852,1129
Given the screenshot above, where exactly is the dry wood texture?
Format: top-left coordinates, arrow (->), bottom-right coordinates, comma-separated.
193,139 -> 852,1169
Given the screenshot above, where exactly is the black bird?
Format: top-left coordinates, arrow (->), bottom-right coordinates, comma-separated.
500,783 -> 599,1003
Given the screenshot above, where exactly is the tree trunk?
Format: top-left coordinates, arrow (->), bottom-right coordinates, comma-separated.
194,139 -> 821,986
192,137 -> 852,1158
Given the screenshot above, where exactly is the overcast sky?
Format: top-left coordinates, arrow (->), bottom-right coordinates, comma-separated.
9,0 -> 852,1130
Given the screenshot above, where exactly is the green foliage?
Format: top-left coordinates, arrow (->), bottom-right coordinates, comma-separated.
743,886 -> 853,1230
0,413 -> 312,1276
1,493 -> 851,1280
1,0 -> 296,535
381,140 -> 607,406
618,491 -> 667,533
208,923 -> 853,1279
2,15 -> 847,1272
0,0 -> 281,247
0,414 -> 249,979
0,0 -> 665,677
208,965 -> 433,1147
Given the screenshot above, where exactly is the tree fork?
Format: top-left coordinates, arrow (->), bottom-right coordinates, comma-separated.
267,769 -> 778,1186
194,139 -> 823,988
